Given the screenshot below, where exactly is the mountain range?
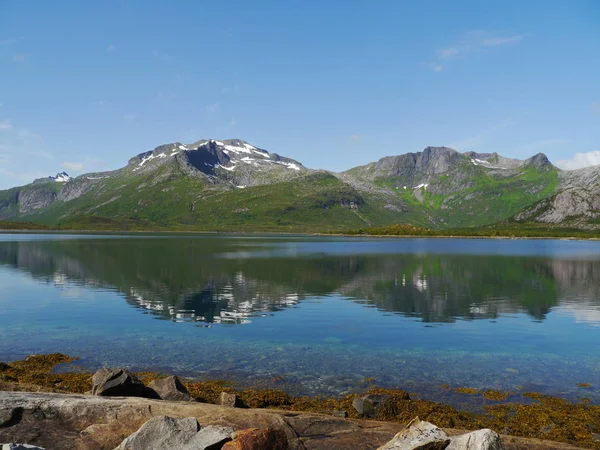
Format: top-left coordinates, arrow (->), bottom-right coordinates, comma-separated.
1,138 -> 599,231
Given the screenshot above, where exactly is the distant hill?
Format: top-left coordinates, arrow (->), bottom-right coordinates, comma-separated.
1,138 -> 599,231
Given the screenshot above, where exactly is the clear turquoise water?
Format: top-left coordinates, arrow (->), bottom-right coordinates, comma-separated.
1,234 -> 599,409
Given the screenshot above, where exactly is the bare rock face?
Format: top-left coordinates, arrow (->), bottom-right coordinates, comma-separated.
91,368 -> 158,398
222,427 -> 288,450
377,417 -> 450,449
180,425 -> 234,450
147,376 -> 194,402
447,429 -> 504,450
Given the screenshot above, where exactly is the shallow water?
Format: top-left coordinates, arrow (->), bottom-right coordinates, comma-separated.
1,233 -> 599,408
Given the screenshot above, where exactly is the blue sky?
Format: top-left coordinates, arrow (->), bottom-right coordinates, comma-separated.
0,1 -> 599,189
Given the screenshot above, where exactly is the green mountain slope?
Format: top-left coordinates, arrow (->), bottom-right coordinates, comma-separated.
1,139 -> 596,232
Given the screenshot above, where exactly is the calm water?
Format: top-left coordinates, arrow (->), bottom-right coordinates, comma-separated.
1,233 -> 600,409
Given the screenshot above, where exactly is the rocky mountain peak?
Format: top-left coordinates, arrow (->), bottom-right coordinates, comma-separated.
524,152 -> 552,169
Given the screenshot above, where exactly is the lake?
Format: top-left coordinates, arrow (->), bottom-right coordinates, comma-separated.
1,233 -> 599,410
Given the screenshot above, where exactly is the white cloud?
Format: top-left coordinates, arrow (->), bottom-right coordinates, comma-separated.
349,134 -> 361,141
556,151 -> 600,170
432,30 -> 525,70
0,38 -> 19,46
123,113 -> 137,120
107,44 -> 116,53
205,103 -> 219,113
62,161 -> 85,171
0,120 -> 12,130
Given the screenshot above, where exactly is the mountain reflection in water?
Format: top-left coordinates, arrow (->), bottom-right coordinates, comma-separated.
1,236 -> 599,325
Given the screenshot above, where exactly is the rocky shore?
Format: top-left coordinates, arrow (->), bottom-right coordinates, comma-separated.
1,354 -> 599,449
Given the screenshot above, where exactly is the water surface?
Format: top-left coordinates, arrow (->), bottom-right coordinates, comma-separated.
1,234 -> 599,409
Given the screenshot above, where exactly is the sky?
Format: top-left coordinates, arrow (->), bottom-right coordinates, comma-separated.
0,1 -> 599,189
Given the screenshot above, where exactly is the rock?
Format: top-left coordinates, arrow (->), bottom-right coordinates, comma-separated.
114,415 -> 199,450
447,429 -> 503,449
332,410 -> 348,418
2,446 -> 46,450
218,392 -> 242,408
352,394 -> 391,418
377,417 -> 450,450
147,376 -> 195,402
230,428 -> 258,440
181,425 -> 234,450
92,368 -> 157,398
222,428 -> 288,450
0,362 -> 11,371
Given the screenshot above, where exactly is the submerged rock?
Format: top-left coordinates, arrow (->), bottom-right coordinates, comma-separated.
447,429 -> 503,449
92,368 -> 157,398
222,428 -> 288,450
377,417 -> 450,449
147,376 -> 194,402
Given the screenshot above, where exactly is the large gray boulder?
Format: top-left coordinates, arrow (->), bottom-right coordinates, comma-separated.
114,416 -> 200,450
447,429 -> 504,450
147,376 -> 195,402
180,425 -> 234,450
92,368 -> 158,398
377,417 -> 450,449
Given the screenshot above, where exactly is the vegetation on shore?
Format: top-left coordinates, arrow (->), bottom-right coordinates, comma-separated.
342,223 -> 600,239
1,354 -> 599,449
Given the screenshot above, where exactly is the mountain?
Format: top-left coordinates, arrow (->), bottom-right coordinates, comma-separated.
0,138 -> 598,231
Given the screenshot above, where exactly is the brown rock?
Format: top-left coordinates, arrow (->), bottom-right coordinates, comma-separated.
218,391 -> 242,408
231,428 -> 258,440
222,428 -> 288,450
147,376 -> 195,402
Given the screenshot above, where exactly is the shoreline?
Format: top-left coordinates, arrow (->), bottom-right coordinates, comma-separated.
1,353 -> 599,449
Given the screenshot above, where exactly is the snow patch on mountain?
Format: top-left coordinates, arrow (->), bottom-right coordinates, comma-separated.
50,172 -> 71,183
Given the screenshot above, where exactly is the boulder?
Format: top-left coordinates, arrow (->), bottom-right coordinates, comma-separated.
332,410 -> 348,418
222,428 -> 288,450
180,425 -> 234,450
352,394 -> 391,418
217,392 -> 242,408
377,417 -> 450,450
92,368 -> 157,398
447,429 -> 504,450
2,446 -> 46,450
114,415 -> 199,450
147,376 -> 195,402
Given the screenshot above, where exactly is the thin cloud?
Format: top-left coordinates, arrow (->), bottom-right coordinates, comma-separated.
449,121 -> 511,151
0,158 -> 8,164
0,38 -> 18,46
349,134 -> 361,141
0,120 -> 12,130
431,30 -> 525,70
123,113 -> 137,120
12,54 -> 28,63
229,118 -> 237,127
155,91 -> 178,101
31,150 -> 53,160
62,161 -> 85,171
106,44 -> 116,54
515,138 -> 571,154
556,151 -> 600,170
152,49 -> 170,61
592,102 -> 600,115
221,85 -> 240,94
205,103 -> 219,113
